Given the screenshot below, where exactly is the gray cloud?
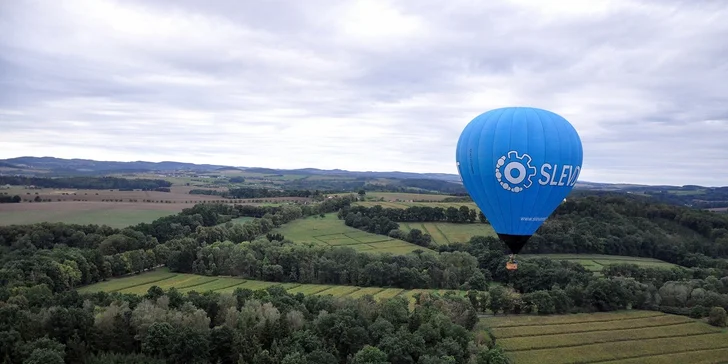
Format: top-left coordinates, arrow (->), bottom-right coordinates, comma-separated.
1,0 -> 727,185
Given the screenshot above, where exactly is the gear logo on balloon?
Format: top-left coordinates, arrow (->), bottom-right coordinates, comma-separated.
495,151 -> 537,193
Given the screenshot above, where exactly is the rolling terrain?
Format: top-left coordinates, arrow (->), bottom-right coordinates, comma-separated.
3,156 -> 728,209
3,157 -> 728,364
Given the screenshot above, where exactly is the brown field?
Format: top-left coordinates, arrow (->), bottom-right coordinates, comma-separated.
0,201 -> 182,227
0,185 -> 311,227
1,186 -> 227,203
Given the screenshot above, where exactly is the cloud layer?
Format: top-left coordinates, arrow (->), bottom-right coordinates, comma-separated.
1,0 -> 727,185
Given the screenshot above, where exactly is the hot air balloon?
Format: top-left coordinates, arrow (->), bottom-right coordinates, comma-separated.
455,107 -> 583,270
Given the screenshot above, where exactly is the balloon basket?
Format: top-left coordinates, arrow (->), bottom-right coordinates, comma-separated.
506,261 -> 518,270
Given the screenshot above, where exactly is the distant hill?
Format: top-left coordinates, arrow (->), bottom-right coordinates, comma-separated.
2,156 -> 227,173
0,156 -> 463,182
1,156 -> 726,209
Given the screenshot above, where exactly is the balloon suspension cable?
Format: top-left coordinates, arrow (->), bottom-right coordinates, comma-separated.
506,253 -> 518,270
499,234 -> 528,271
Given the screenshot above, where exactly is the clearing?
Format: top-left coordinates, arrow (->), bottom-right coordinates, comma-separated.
520,254 -> 678,273
355,200 -> 480,211
399,222 -> 496,245
479,310 -> 728,364
358,192 -> 454,202
273,213 -> 434,254
76,268 -> 468,309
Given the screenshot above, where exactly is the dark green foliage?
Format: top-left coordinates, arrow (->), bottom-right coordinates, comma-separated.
708,307 -> 727,327
525,194 -> 728,266
340,205 -> 479,224
1,285 -> 483,364
0,176 -> 171,190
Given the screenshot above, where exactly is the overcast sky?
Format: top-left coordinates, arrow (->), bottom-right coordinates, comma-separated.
1,0 -> 727,186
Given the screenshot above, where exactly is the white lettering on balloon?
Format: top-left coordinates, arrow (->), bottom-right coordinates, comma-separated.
538,163 -> 581,187
494,150 -> 581,193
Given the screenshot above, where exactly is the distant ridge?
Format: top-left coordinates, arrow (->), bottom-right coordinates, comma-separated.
1,156 -> 726,191
0,156 -> 463,182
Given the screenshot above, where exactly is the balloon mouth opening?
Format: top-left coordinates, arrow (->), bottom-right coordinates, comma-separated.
498,233 -> 531,254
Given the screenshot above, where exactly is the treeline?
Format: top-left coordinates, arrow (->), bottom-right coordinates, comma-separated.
438,236 -> 728,323
0,176 -> 172,190
0,194 -> 21,203
189,187 -> 329,199
0,280 -> 500,364
178,239 -> 489,290
341,205 -> 484,223
523,194 -> 728,265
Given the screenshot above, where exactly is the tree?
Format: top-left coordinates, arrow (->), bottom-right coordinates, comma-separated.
478,211 -> 489,224
708,307 -> 727,327
476,346 -> 510,364
352,345 -> 388,364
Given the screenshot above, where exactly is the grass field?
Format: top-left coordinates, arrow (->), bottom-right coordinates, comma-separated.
358,192 -> 454,202
355,200 -> 480,211
77,268 -> 467,309
273,213 -> 433,254
480,310 -> 728,363
520,254 -> 679,273
398,221 -> 496,245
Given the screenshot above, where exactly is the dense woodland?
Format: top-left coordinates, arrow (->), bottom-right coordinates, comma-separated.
2,190 -> 728,363
340,205 -> 484,224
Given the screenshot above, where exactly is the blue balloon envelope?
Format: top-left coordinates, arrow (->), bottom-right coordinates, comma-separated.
455,107 -> 583,254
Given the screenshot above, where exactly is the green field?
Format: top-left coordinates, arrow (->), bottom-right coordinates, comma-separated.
355,200 -> 480,210
480,310 -> 728,363
273,213 -> 434,254
358,192 -> 454,202
520,254 -> 678,273
77,268 -> 467,308
398,221 -> 496,245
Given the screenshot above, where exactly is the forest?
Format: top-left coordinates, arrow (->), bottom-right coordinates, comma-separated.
1,193 -> 728,363
339,205 -> 484,224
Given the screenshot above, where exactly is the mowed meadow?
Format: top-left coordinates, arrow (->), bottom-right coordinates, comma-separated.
399,221 -> 496,245
77,268 -> 468,309
272,213 -> 433,254
520,254 -> 679,274
480,311 -> 728,363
